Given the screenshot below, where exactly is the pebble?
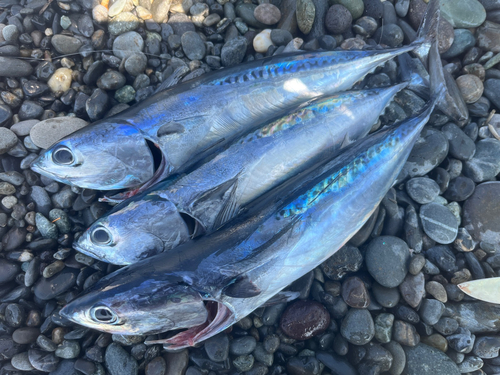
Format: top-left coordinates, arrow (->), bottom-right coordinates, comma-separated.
33,267 -> 78,300
55,340 -> 80,359
404,343 -> 460,374
47,68 -> 72,96
406,177 -> 440,204
374,313 -> 394,344
253,29 -> 274,54
97,71 -> 127,91
365,236 -> 410,288
29,348 -> 59,372
444,176 -> 475,202
442,123 -> 476,161
235,3 -> 267,29
402,128 -> 449,178
230,336 -> 257,356
399,272 -> 425,308
51,35 -> 82,55
463,138 -> 500,182
0,259 -> 20,284
104,343 -> 138,375
204,333 -> 229,362
341,276 -> 369,308
325,4 -> 352,34
124,53 -> 147,77
233,355 -> 254,372
12,327 -> 39,344
0,128 -> 17,154
108,12 -> 140,35
463,182 -> 500,245
35,212 -> 58,239
440,0 -> 486,28
2,25 -> 18,43
317,351 -> 357,375
373,23 -> 404,47
419,203 -> 459,244
113,31 -> 144,60
0,57 -> 32,77
296,0 -> 315,34
392,320 -> 419,347
254,4 -> 281,25
280,300 -> 330,340
458,356 -> 483,372
181,31 -> 206,61
11,352 -> 35,371
456,74 -> 483,104
321,244 -> 362,280
419,299 -> 445,325
30,117 -> 88,149
425,281 -> 447,303
473,336 -> 500,358
372,283 -> 400,308
340,308 -> 375,345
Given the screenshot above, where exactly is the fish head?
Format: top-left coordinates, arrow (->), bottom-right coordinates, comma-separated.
60,273 -> 209,335
30,121 -> 159,190
74,196 -> 192,265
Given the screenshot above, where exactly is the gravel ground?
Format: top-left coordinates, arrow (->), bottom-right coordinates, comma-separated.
1,0 -> 500,374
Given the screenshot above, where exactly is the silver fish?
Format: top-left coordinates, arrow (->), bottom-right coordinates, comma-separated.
31,44 -> 435,193
74,84 -> 407,265
60,41 -> 445,348
458,278 -> 500,304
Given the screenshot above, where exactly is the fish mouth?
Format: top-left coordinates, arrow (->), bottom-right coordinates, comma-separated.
145,301 -> 234,350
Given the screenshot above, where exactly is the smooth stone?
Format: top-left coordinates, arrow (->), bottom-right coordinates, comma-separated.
230,336 -> 256,356
0,259 -> 20,284
340,308 -> 375,345
233,355 -> 254,372
97,71 -> 126,90
330,0 -> 364,19
113,31 -> 144,60
55,340 -> 80,359
164,350 -> 189,375
406,177 -> 440,204
425,281 -> 447,303
399,272 -> 424,308
86,89 -> 110,121
446,302 -> 500,334
181,31 -> 206,60
296,0 -> 315,34
0,57 -> 32,77
280,300 -> 330,340
463,182 -> 500,245
373,23 -> 404,47
456,74 -> 483,104
235,3 -> 267,28
316,351 -> 357,375
151,0 -> 172,23
365,236 -> 409,288
477,21 -> 500,52
402,128 -> 449,178
0,128 -> 17,154
425,245 -> 457,273
325,4 -> 352,34
253,29 -> 274,54
419,299 -> 445,326
440,0 -> 486,28
419,203 -> 459,245
47,68 -> 72,95
108,12 -> 140,35
473,336 -> 500,358
341,276 -> 370,308
458,356 -> 483,372
254,4 -> 281,25
204,333 -> 229,362
124,53 -> 147,76
33,267 -> 78,300
442,123 -> 476,161
384,341 -> 405,375
48,359 -> 79,375
403,343 -> 460,374
105,343 -> 138,375
434,317 -> 459,336
12,327 -> 39,344
30,117 -> 88,149
444,177 -> 475,202
392,320 -> 419,347
51,35 -> 82,54
420,333 -> 448,352
11,352 -> 35,371
29,348 -> 59,372
286,356 -> 320,375
463,139 -> 500,182
372,283 -> 400,308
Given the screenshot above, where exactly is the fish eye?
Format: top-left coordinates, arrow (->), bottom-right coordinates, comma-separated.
52,146 -> 74,165
90,305 -> 119,324
91,227 -> 112,245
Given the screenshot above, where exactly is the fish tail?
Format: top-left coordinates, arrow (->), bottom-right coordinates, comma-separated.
410,0 -> 441,66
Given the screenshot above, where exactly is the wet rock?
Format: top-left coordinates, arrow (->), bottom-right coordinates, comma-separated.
373,23 -> 404,47
392,320 -> 419,347
97,71 -> 126,91
463,182 -> 500,245
399,272 -> 425,308
366,236 -> 409,288
340,308 -> 375,345
29,348 -> 59,372
230,336 -> 256,356
11,352 -> 35,371
51,35 -> 82,54
321,244 -> 362,280
403,343 -> 460,374
317,351 -> 357,375
472,336 -> 500,358
406,177 -> 440,205
374,313 -> 394,344
105,343 -> 138,375
444,177 -> 475,202
0,57 -> 33,77
341,276 -> 369,308
33,267 -> 78,300
280,300 -> 330,340
419,203 -> 459,245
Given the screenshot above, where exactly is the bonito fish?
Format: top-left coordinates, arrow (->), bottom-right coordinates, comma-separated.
74,84 -> 406,265
30,0 -> 439,193
60,40 -> 445,349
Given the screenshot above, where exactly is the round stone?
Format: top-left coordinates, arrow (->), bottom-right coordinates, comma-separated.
181,31 -> 206,61
366,236 -> 410,288
444,177 -> 475,202
340,308 -> 375,345
30,117 -> 88,149
406,177 -> 441,204
12,327 -> 40,344
420,203 -> 459,244
47,68 -> 72,96
0,128 -> 17,154
51,35 -> 82,55
463,182 -> 500,245
403,343 -> 460,375
113,31 -> 144,60
221,37 -> 247,67
29,349 -> 59,372
330,0 -> 364,19
0,57 -> 33,77
441,123 -> 476,161
124,53 -> 147,76
325,4 -> 352,34
254,4 -> 281,25
439,0 -> 486,28
253,29 -> 274,54
97,71 -> 126,90
280,300 -> 330,340
463,138 -> 500,182
105,343 -> 138,375
109,12 -> 140,35
373,23 -> 404,47
456,74 -> 483,104
341,276 -> 370,308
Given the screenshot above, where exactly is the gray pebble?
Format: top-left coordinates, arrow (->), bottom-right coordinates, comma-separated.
406,177 -> 440,204
420,203 -> 459,244
204,333 -> 229,362
35,212 -> 58,239
113,31 -> 144,60
366,236 -> 409,288
0,128 -> 17,154
340,308 -> 375,345
419,299 -> 445,325
105,343 -> 138,375
230,336 -> 257,356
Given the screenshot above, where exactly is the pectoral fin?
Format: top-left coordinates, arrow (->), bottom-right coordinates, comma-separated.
223,275 -> 261,298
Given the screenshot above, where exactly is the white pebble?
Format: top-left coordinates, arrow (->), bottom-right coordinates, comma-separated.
253,29 -> 274,54
47,68 -> 73,96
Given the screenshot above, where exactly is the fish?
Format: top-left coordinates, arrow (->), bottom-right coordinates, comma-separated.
30,0 -> 440,194
458,278 -> 500,304
73,84 -> 407,265
60,40 -> 446,348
